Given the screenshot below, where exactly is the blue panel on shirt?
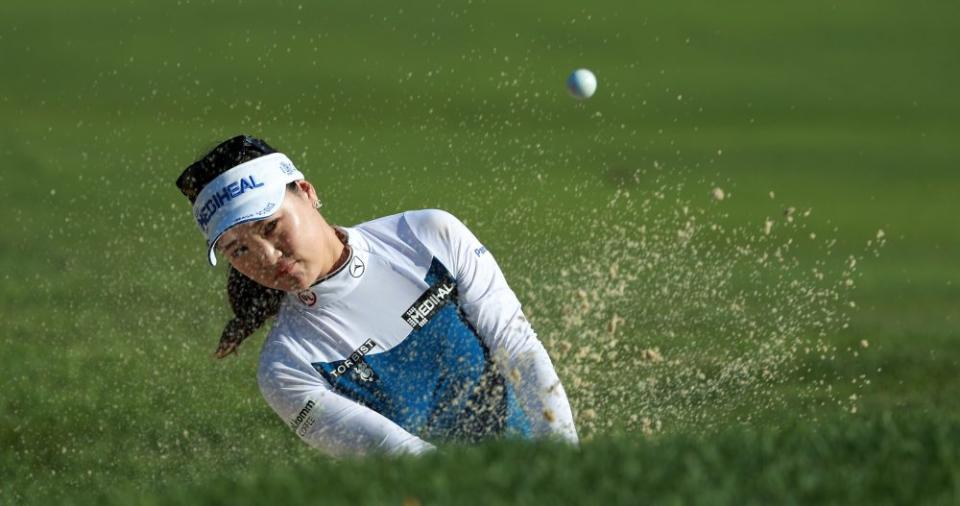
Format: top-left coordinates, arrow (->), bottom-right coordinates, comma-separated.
312,258 -> 530,441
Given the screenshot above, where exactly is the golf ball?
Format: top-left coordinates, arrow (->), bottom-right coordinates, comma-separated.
566,68 -> 597,99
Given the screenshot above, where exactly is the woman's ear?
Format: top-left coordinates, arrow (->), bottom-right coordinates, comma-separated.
295,180 -> 319,203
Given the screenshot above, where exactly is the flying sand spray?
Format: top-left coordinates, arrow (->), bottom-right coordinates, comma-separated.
504,167 -> 883,438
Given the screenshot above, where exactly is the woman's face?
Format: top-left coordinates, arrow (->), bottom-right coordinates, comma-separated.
216,180 -> 338,292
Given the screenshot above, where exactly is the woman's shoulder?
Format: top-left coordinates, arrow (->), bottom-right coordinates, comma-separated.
353,209 -> 460,231
401,208 -> 462,230
354,209 -> 466,243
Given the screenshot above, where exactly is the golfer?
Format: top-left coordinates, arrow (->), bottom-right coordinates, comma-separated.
176,135 -> 578,456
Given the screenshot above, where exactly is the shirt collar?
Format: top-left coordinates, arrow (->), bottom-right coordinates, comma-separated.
288,226 -> 370,308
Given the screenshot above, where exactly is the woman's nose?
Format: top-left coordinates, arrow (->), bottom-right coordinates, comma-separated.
251,239 -> 282,265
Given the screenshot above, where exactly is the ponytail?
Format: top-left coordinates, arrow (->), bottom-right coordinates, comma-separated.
215,266 -> 284,358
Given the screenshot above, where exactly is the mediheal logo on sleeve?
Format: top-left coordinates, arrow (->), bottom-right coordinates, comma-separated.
402,279 -> 457,329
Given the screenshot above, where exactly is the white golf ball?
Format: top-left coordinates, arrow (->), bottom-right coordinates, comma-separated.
566,68 -> 597,99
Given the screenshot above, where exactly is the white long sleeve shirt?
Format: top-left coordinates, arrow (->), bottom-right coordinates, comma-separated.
257,209 -> 578,457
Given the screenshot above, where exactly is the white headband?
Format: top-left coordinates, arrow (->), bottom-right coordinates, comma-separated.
192,152 -> 305,266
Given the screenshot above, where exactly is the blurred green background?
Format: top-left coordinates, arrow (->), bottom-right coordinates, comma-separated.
1,0 -> 958,503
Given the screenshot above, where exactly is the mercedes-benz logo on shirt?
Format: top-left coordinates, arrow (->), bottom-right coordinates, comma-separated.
349,256 -> 365,278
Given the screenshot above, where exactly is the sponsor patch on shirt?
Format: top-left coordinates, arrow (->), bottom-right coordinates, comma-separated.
403,278 -> 457,329
289,399 -> 317,437
330,338 -> 378,381
349,256 -> 365,278
297,290 -> 317,306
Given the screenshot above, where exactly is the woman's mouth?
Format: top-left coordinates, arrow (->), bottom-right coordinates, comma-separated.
274,261 -> 296,281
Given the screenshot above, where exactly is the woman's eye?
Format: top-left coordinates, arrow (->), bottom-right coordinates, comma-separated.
264,220 -> 278,235
230,246 -> 248,258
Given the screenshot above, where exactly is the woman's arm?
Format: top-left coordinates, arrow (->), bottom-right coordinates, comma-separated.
405,209 -> 579,444
258,360 -> 435,457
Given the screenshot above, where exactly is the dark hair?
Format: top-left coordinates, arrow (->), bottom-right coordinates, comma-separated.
175,135 -> 287,356
176,135 -> 279,203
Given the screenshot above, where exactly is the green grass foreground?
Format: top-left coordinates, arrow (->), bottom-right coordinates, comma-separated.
94,412 -> 958,506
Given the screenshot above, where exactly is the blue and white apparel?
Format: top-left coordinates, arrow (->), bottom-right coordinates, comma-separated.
187,152 -> 577,456
258,210 -> 579,456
